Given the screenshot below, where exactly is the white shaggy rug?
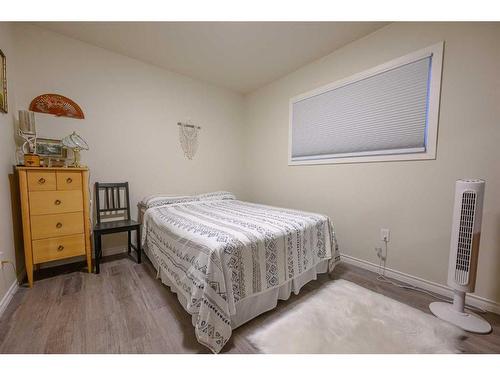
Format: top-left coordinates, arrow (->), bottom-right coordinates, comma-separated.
248,280 -> 463,353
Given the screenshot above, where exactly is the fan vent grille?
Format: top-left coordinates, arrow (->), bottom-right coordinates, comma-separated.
455,191 -> 476,285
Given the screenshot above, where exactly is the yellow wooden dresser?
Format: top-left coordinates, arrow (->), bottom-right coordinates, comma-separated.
16,167 -> 92,287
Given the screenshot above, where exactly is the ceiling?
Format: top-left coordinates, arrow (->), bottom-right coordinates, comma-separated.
35,22 -> 388,94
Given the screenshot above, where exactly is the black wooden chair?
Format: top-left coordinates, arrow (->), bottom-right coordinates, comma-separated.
93,182 -> 141,274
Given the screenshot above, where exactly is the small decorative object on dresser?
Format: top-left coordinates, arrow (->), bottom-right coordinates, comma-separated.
0,49 -> 7,113
23,154 -> 41,167
62,131 -> 89,167
17,110 -> 39,166
16,166 -> 92,287
18,110 -> 36,149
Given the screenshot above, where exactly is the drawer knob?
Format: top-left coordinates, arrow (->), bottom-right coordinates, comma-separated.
38,178 -> 46,184
56,222 -> 63,229
57,245 -> 64,252
66,177 -> 73,184
54,199 -> 62,206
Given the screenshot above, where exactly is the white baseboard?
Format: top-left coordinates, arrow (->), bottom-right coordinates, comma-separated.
0,279 -> 19,318
341,253 -> 500,315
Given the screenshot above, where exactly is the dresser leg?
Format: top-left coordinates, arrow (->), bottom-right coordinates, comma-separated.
18,169 -> 34,287
27,262 -> 34,288
86,245 -> 92,274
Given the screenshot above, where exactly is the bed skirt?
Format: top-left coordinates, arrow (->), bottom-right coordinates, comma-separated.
144,243 -> 329,331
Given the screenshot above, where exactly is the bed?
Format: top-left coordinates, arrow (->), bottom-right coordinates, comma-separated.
140,191 -> 340,353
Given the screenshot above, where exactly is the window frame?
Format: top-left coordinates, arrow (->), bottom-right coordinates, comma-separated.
288,42 -> 444,166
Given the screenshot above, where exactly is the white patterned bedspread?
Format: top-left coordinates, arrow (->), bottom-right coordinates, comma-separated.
141,195 -> 340,353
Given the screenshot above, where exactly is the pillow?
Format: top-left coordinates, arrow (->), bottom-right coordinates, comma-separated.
140,191 -> 235,210
140,194 -> 199,209
196,191 -> 236,201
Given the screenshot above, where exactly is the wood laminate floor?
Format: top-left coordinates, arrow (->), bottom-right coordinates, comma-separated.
1,254 -> 499,354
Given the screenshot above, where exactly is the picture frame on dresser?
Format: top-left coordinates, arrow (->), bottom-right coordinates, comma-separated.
36,138 -> 68,158
16,166 -> 92,287
36,138 -> 69,167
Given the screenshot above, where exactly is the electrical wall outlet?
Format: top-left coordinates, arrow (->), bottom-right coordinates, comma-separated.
380,228 -> 390,242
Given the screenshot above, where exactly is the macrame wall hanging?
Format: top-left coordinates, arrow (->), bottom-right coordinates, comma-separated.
178,121 -> 201,160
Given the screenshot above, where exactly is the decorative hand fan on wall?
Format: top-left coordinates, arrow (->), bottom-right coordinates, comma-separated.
178,121 -> 201,160
29,94 -> 85,119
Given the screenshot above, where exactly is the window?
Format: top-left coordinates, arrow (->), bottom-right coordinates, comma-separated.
289,42 -> 444,165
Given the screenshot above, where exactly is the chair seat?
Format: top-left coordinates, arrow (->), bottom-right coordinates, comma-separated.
94,219 -> 140,234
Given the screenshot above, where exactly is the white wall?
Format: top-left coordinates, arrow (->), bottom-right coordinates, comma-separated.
243,23 -> 500,304
12,24 -> 247,254
0,23 -> 19,305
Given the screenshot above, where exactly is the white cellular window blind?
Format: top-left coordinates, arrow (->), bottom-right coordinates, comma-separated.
289,43 -> 443,165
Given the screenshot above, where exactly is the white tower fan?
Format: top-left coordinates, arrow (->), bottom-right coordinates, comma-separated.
429,179 -> 491,333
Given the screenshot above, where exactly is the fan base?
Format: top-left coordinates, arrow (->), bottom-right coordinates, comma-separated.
429,301 -> 491,333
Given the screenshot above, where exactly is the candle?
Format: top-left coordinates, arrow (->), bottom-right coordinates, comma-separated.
18,110 -> 36,134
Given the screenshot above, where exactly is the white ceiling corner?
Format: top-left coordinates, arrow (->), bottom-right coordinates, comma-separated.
34,22 -> 388,94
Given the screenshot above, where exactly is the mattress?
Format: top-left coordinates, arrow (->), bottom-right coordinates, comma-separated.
141,192 -> 340,353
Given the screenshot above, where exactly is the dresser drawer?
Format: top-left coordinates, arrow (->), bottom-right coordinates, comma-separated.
57,171 -> 82,191
29,190 -> 83,215
31,212 -> 84,240
32,234 -> 86,263
27,171 -> 56,191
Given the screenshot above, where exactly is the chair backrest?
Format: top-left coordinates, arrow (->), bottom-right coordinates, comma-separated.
94,182 -> 131,224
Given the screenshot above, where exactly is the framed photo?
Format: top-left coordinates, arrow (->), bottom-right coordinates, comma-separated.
36,138 -> 68,158
0,49 -> 7,113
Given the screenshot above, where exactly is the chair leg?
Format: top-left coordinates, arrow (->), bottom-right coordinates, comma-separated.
127,231 -> 131,255
94,233 -> 101,274
136,227 -> 142,264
